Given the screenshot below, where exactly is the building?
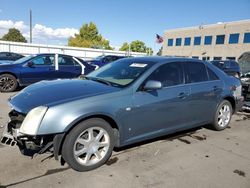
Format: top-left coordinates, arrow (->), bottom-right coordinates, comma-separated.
162,19 -> 250,61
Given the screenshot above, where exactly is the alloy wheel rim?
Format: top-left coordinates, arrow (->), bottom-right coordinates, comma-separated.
0,77 -> 15,91
218,104 -> 231,127
73,127 -> 110,166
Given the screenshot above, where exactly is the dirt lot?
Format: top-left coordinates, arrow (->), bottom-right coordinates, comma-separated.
0,92 -> 250,188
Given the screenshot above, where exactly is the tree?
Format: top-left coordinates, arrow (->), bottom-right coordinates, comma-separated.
119,42 -> 129,51
1,28 -> 27,43
157,46 -> 163,56
146,47 -> 153,55
119,40 -> 153,55
68,22 -> 113,50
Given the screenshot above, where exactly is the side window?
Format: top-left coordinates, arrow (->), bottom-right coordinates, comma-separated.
146,62 -> 184,87
185,62 -> 208,83
58,56 -> 75,66
73,59 -> 81,66
32,55 -> 54,66
207,67 -> 219,80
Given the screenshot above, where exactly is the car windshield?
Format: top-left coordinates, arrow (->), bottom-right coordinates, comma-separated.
13,55 -> 35,64
87,59 -> 155,87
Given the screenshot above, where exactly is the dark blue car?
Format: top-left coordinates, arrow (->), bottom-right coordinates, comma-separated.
0,52 -> 24,62
0,53 -> 96,92
88,55 -> 127,69
211,60 -> 241,78
1,57 -> 243,171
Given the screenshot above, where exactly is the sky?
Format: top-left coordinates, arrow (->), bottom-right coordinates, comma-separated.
0,0 -> 250,52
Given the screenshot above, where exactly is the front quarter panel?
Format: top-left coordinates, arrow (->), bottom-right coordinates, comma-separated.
0,64 -> 21,78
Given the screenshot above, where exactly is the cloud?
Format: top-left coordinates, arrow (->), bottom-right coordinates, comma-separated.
0,19 -> 78,44
32,24 -> 78,39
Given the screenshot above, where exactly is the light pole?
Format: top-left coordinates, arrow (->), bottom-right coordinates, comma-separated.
30,9 -> 32,43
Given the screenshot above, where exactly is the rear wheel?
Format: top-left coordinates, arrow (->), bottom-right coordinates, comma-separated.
62,118 -> 115,171
0,74 -> 18,92
211,100 -> 232,131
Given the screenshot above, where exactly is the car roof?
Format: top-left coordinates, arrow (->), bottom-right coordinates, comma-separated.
34,53 -> 75,57
124,56 -> 204,64
211,60 -> 237,62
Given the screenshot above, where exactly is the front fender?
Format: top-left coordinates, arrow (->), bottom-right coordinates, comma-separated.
37,92 -> 131,135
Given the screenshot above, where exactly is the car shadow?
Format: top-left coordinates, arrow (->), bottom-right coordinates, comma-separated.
114,126 -> 204,153
0,126 -> 209,187
0,167 -> 70,188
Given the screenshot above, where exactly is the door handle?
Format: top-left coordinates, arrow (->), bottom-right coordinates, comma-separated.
178,92 -> 189,99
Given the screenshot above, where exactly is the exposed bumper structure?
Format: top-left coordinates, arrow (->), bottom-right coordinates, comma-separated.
0,110 -> 65,160
235,96 -> 245,112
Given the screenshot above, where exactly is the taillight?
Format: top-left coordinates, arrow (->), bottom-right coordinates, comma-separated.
230,85 -> 236,91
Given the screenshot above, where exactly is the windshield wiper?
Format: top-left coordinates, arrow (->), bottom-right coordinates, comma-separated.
85,76 -> 122,88
85,76 -> 111,86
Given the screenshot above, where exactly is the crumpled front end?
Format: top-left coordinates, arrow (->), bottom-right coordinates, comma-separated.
0,109 -> 64,160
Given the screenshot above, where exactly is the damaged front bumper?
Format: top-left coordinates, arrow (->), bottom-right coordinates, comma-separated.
0,110 -> 65,161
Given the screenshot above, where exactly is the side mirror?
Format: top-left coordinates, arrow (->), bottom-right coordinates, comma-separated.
27,61 -> 34,67
143,80 -> 162,91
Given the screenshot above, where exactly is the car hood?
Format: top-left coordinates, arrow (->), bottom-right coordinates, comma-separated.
0,62 -> 16,67
9,79 -> 120,114
0,60 -> 14,64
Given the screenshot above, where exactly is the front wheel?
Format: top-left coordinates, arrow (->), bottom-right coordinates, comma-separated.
211,100 -> 232,131
62,118 -> 115,171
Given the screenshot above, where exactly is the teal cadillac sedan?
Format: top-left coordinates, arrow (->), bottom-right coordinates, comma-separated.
1,57 -> 243,171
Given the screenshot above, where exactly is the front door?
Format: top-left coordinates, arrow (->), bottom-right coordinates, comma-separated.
123,62 -> 191,144
20,54 -> 56,84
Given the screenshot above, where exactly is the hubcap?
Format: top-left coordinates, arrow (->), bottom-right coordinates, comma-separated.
218,104 -> 231,127
73,127 -> 110,166
0,77 -> 15,91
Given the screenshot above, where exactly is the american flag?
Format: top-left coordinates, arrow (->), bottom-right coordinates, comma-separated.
156,34 -> 163,43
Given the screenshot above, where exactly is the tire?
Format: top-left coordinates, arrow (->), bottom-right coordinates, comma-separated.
211,100 -> 232,131
62,118 -> 115,171
0,74 -> 18,92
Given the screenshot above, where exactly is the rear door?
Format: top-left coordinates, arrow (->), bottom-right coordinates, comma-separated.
57,55 -> 82,78
20,54 -> 56,84
184,61 -> 223,124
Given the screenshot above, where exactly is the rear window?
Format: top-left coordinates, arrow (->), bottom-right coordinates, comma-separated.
185,62 -> 208,83
207,67 -> 219,80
